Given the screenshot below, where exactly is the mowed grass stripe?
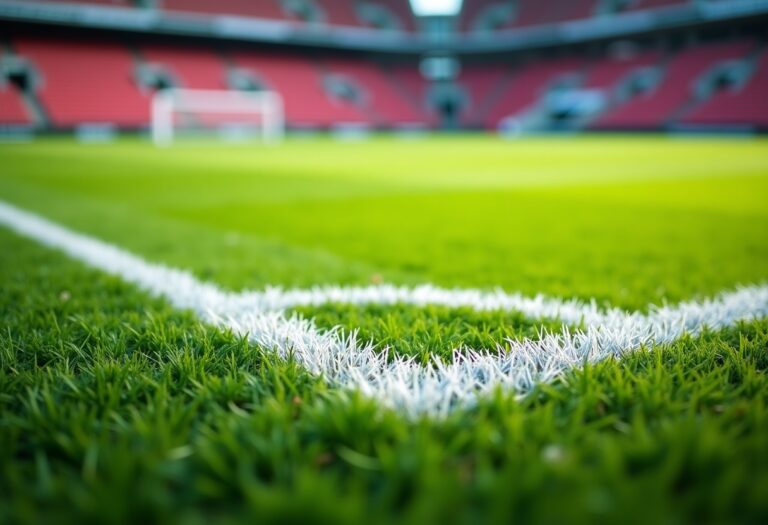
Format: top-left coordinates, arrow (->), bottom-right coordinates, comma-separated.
2,228 -> 768,524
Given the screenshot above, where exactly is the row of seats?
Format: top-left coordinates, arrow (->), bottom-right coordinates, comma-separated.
324,59 -> 429,125
3,39 -> 430,128
627,0 -> 688,10
489,58 -> 584,127
15,40 -> 150,127
684,51 -> 768,127
459,39 -> 767,129
512,0 -> 596,28
582,50 -> 660,89
595,40 -> 755,128
2,37 -> 765,130
163,1 -> 297,22
35,0 -> 700,32
34,0 -> 418,30
460,0 -> 692,32
0,82 -> 30,125
232,54 -> 368,126
41,0 -> 130,5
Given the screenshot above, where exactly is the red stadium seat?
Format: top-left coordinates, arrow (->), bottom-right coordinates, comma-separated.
324,59 -> 431,126
162,0 -> 296,21
459,64 -> 512,125
506,0 -> 597,28
484,57 -> 584,128
372,0 -> 417,31
460,0 -> 691,32
141,46 -> 229,90
389,66 -> 429,102
14,39 -> 149,128
316,0 -> 364,27
1,4 -> 762,132
583,51 -> 661,90
595,40 -> 754,129
0,83 -> 32,125
460,0 -> 502,31
230,53 -> 368,128
624,0 -> 689,11
31,0 -> 131,6
682,51 -> 768,128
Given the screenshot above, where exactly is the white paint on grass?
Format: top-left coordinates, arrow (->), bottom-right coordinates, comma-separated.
1,199 -> 767,417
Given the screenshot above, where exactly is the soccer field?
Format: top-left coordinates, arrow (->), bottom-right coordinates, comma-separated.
1,136 -> 768,523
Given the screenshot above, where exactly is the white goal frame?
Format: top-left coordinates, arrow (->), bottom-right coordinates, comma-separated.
151,89 -> 284,147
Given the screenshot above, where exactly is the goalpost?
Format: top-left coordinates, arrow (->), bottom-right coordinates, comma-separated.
151,89 -> 284,147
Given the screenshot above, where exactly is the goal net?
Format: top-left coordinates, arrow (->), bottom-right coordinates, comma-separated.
151,89 -> 284,146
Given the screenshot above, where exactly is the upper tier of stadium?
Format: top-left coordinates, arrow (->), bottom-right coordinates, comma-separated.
10,0 -> 762,34
0,0 -> 766,132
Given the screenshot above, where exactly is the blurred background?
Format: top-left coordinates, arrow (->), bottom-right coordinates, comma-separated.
0,0 -> 766,139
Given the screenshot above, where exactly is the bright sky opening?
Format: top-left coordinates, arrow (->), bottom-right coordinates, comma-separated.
409,0 -> 464,16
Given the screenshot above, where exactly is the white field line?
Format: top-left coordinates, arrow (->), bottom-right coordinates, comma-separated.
1,199 -> 767,417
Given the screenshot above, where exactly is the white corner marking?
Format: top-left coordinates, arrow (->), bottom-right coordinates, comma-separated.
1,200 -> 766,417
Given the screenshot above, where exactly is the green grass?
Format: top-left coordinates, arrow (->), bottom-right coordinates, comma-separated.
293,303 -> 569,361
1,136 -> 766,307
2,228 -> 768,525
1,136 -> 768,524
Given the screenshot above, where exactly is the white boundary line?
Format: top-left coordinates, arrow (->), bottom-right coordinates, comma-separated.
1,200 -> 767,417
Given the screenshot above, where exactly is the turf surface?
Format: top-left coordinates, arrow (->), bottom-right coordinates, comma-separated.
2,229 -> 768,525
1,136 -> 766,307
1,136 -> 768,523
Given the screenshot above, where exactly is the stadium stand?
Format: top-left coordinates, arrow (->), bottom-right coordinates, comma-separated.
595,40 -> 755,129
0,81 -> 31,125
230,53 -> 368,127
157,0 -> 416,30
388,64 -> 436,125
319,0 -> 365,27
390,65 -> 429,103
373,0 -> 418,31
625,0 -> 688,11
508,2 -> 556,28
13,39 -> 149,128
141,46 -> 228,90
460,0 -> 497,31
19,0 -> 746,33
39,0 -> 131,5
556,0 -> 599,23
324,59 -> 429,126
507,0 -> 597,28
0,1 -> 765,132
460,0 -> 696,31
483,57 -> 585,129
161,0 -> 297,21
583,50 -> 661,90
458,64 -> 512,125
681,50 -> 768,128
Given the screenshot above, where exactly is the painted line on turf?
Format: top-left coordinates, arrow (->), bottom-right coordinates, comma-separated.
1,199 -> 767,417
